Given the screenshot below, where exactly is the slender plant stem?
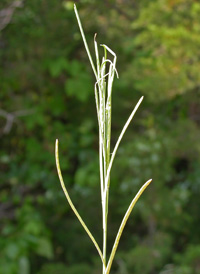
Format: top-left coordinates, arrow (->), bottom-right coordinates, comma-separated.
55,6 -> 153,274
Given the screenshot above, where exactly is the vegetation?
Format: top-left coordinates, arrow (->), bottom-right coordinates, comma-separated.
1,0 -> 200,273
56,5 -> 151,274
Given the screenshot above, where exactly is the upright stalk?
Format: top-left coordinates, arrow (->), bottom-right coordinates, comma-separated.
55,5 -> 152,274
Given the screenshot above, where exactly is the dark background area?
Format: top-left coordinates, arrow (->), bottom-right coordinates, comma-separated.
0,0 -> 200,273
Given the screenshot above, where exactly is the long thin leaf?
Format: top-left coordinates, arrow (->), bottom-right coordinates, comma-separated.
74,4 -> 97,79
55,139 -> 106,268
105,179 -> 152,274
103,96 -> 144,200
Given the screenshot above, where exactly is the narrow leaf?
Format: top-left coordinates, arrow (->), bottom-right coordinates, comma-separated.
55,139 -> 106,268
104,96 -> 144,198
105,179 -> 152,274
74,4 -> 97,79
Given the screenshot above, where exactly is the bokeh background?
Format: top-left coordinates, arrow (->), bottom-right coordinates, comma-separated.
1,0 -> 200,273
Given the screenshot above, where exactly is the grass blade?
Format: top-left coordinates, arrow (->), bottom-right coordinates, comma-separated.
74,4 -> 97,79
55,139 -> 106,268
104,96 -> 144,198
105,179 -> 152,274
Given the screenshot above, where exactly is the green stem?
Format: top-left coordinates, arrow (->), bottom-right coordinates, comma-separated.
72,7 -> 152,274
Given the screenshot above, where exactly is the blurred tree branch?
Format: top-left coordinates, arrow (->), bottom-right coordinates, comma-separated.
0,108 -> 34,134
0,0 -> 24,31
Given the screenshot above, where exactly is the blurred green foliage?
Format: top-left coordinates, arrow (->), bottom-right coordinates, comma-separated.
0,0 -> 200,273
